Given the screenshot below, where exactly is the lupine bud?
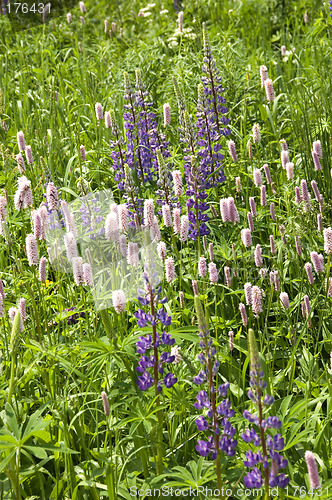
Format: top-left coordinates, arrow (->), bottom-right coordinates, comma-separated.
239,303 -> 248,326
305,451 -> 321,490
252,124 -> 260,143
211,205 -> 218,218
26,234 -> 38,265
83,263 -> 93,286
208,262 -> 218,284
95,102 -> 103,120
235,176 -> 241,192
286,162 -> 294,180
251,286 -> 263,317
312,140 -> 322,158
247,212 -> 254,232
112,290 -> 126,313
17,131 -> 26,151
260,185 -> 267,206
241,228 -> 252,247
229,331 -> 234,351
80,145 -> 86,161
209,243 -> 214,262
304,263 -> 314,284
163,103 -> 171,126
249,197 -> 257,217
263,164 -> 272,184
254,244 -> 263,267
9,310 -> 21,355
172,171 -> 183,197
101,391 -> 110,416
228,140 -> 238,162
39,257 -> 47,282
270,202 -> 276,222
172,208 -> 181,234
105,111 -> 111,128
281,150 -> 289,169
311,150 -> 322,171
224,266 -> 231,287
46,182 -> 59,210
162,204 -> 172,227
105,213 -> 119,242
64,232 -> 78,261
260,65 -> 268,88
179,291 -> 185,308
198,257 -> 207,277
157,241 -> 167,261
165,257 -> 176,283
280,292 -> 290,309
244,282 -> 252,306
253,169 -> 262,187
72,257 -> 84,285
264,78 -> 275,102
323,228 -> 332,255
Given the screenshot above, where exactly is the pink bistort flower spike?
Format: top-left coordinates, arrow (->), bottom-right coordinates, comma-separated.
209,243 -> 214,262
286,162 -> 294,180
294,187 -> 302,204
95,102 -> 103,120
254,244 -> 263,268
260,185 -> 267,206
112,290 -> 126,314
162,204 -> 172,227
46,182 -> 59,210
312,140 -> 322,158
228,197 -> 240,223
241,228 -> 252,248
260,65 -> 268,88
127,242 -> 139,267
270,235 -> 275,255
143,199 -> 155,228
172,170 -> 183,197
118,204 -> 129,233
317,214 -> 322,232
163,103 -> 171,127
251,286 -> 263,318
280,292 -> 290,309
224,266 -> 231,287
244,282 -> 252,306
157,242 -> 167,262
101,391 -> 110,416
198,257 -> 207,277
228,331 -> 234,351
270,202 -> 276,222
39,257 -> 47,282
26,234 -> 38,266
239,302 -> 248,326
72,257 -> 84,286
172,208 -> 181,234
165,257 -> 176,283
64,232 -> 78,262
249,197 -> 257,217
105,212 -> 120,242
105,111 -> 111,129
253,169 -> 262,187
263,164 -> 271,184
83,263 -> 93,287
311,150 -> 322,171
247,212 -> 254,232
17,131 -> 26,151
80,145 -> 86,161
252,124 -> 260,143
323,227 -> 332,255
235,176 -> 241,192
180,215 -> 189,242
305,451 -> 321,490
264,78 -> 275,102
228,140 -> 238,162
208,262 -> 218,284
304,263 -> 314,285
281,150 -> 289,169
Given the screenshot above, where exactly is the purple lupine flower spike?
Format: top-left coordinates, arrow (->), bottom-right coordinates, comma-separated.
243,329 -> 289,492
